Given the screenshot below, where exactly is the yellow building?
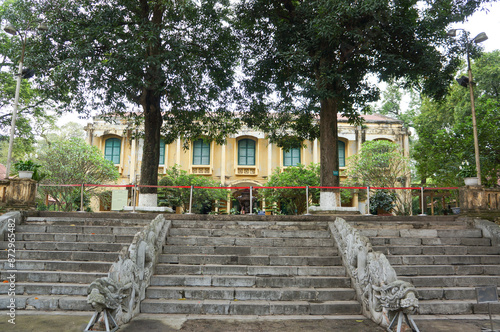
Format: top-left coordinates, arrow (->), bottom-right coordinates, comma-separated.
84,113 -> 410,212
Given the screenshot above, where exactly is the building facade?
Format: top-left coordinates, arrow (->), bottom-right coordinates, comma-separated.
84,114 -> 410,212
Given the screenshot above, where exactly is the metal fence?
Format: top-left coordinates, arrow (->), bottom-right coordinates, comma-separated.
36,183 -> 460,216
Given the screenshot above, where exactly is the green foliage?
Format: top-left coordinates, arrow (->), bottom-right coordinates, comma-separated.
4,0 -> 240,194
36,137 -> 119,211
259,164 -> 320,215
13,159 -> 40,172
369,190 -> 396,215
413,51 -> 500,187
158,166 -> 228,214
346,140 -> 412,215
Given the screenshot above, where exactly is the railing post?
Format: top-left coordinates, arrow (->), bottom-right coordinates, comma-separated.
80,183 -> 84,212
366,186 -> 371,215
419,187 -> 427,216
187,185 -> 194,214
132,184 -> 137,213
249,186 -> 253,215
304,186 -> 311,215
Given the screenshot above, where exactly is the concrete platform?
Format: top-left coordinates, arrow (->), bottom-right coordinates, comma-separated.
1,312 -> 499,332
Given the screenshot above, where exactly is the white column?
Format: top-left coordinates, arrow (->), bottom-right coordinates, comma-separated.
176,138 -> 181,166
313,139 -> 318,164
267,140 -> 273,176
221,143 -> 226,185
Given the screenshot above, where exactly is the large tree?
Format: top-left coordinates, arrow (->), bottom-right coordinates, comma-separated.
236,0 -> 493,207
413,50 -> 500,187
3,0 -> 239,198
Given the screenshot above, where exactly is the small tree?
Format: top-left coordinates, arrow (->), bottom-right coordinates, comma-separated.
158,166 -> 228,214
37,137 -> 119,211
259,164 -> 320,215
346,140 -> 411,215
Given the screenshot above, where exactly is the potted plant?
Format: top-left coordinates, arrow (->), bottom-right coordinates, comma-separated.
457,161 -> 478,186
13,160 -> 41,179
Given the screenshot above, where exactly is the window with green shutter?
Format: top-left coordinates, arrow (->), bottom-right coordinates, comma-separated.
283,148 -> 301,166
104,138 -> 121,164
338,140 -> 345,167
238,139 -> 255,165
159,139 -> 166,165
193,139 -> 210,165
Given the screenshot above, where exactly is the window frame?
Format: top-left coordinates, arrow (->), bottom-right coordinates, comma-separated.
192,138 -> 211,165
104,137 -> 121,165
238,138 -> 256,166
283,147 -> 301,167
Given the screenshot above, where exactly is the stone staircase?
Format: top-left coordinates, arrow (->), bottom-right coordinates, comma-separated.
349,216 -> 500,316
141,219 -> 361,316
0,215 -> 147,311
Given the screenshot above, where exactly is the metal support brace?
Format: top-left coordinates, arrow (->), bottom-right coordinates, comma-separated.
387,310 -> 420,332
84,309 -> 118,332
132,184 -> 137,213
80,184 -> 84,212
366,186 -> 371,215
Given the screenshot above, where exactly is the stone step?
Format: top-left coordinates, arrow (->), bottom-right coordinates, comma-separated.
417,287 -> 500,300
160,254 -> 341,266
25,216 -> 152,226
0,241 -> 125,252
146,286 -> 356,301
360,229 -> 481,238
399,275 -> 500,287
16,224 -> 142,235
163,245 -> 337,256
150,275 -> 352,288
155,264 -> 346,277
0,295 -> 92,311
414,300 -> 500,315
140,298 -> 361,315
373,245 -> 500,256
3,232 -> 134,243
387,255 -> 500,265
2,260 -> 111,272
166,237 -> 335,247
0,282 -> 88,296
370,237 -> 491,246
393,265 -> 500,276
170,220 -> 329,230
0,250 -> 119,262
169,228 -> 331,238
0,270 -> 106,283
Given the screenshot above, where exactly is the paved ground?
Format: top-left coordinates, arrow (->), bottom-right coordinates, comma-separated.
1,312 -> 499,332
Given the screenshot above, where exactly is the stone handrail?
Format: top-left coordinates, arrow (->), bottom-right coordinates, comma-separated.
329,217 -> 418,327
0,211 -> 23,239
86,214 -> 171,325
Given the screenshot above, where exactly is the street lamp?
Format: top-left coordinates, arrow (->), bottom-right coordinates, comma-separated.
447,29 -> 488,186
3,22 -> 47,179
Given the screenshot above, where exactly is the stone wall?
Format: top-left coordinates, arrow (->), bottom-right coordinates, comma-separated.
459,186 -> 500,214
0,179 -> 37,210
329,217 -> 418,328
87,214 -> 171,325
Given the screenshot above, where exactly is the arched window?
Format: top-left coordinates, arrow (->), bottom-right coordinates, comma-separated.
193,139 -> 210,165
284,148 -> 301,167
238,139 -> 256,166
104,138 -> 121,164
159,139 -> 166,165
338,140 -> 346,167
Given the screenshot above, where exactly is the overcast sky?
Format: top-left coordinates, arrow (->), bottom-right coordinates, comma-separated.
58,3 -> 500,127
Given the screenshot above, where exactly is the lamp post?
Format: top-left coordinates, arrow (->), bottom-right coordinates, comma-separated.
448,29 -> 487,186
3,22 -> 46,178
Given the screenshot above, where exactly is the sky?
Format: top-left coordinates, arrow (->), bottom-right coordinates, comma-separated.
57,2 -> 500,127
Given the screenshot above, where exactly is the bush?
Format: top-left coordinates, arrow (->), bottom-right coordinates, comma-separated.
158,165 -> 228,214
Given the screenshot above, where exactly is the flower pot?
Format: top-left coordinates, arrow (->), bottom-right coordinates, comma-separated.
18,171 -> 34,179
464,177 -> 479,186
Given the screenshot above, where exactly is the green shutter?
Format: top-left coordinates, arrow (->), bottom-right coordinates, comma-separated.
238,139 -> 255,165
159,140 -> 165,165
105,138 -> 121,164
338,141 -> 345,167
193,139 -> 210,165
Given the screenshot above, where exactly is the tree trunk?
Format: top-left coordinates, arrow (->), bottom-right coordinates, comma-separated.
139,89 -> 163,195
319,96 -> 341,207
